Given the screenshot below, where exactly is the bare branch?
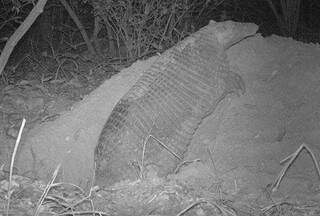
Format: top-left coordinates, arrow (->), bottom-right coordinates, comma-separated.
0,0 -> 49,75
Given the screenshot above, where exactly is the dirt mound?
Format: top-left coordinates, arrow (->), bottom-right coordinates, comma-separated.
185,34 -> 320,203
10,25 -> 320,207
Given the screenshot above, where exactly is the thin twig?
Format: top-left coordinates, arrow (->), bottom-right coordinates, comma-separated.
34,164 -> 61,216
272,143 -> 320,192
6,118 -> 26,216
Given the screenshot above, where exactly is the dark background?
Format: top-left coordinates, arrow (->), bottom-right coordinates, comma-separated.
0,0 -> 319,85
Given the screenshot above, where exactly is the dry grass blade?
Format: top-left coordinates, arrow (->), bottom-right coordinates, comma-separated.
34,163 -> 61,216
6,118 -> 26,216
37,169 -> 104,216
140,133 -> 182,180
262,201 -> 291,212
176,200 -> 207,216
174,159 -> 201,174
57,210 -> 109,215
208,201 -> 237,216
150,135 -> 182,160
52,182 -> 95,213
140,133 -> 149,180
176,200 -> 236,216
272,143 -> 320,192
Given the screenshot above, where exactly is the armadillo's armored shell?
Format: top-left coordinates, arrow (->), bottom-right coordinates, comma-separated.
95,21 -> 258,187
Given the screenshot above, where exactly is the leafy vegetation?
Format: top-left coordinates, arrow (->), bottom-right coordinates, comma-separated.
0,0 -> 319,84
